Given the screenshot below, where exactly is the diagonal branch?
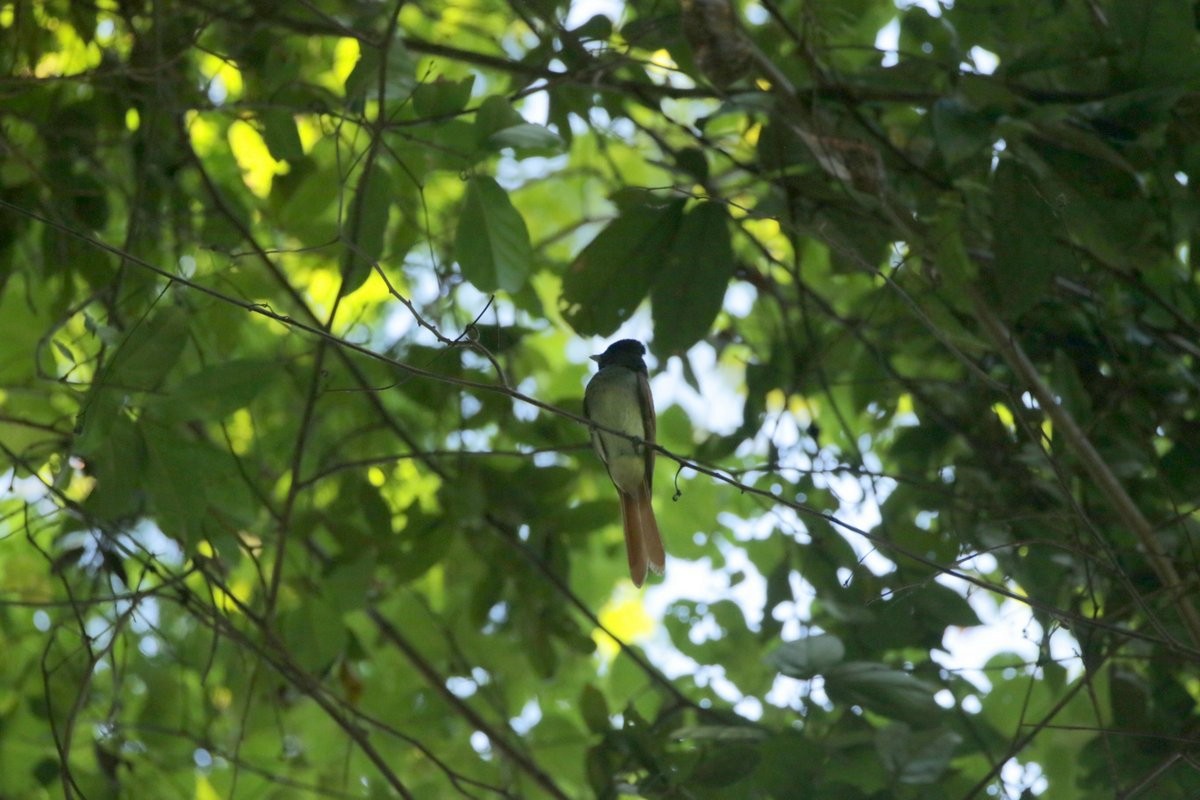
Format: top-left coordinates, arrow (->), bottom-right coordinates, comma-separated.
969,289 -> 1200,649
368,606 -> 570,800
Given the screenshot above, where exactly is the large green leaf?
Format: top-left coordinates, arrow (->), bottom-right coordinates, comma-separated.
473,95 -> 564,154
931,97 -> 994,168
272,156 -> 339,246
76,411 -> 147,522
413,75 -> 475,118
1111,0 -> 1200,85
650,200 -> 736,356
143,431 -> 210,544
767,634 -> 846,679
875,724 -> 962,785
579,683 -> 610,734
142,433 -> 250,546
824,662 -> 944,726
102,305 -> 191,391
342,161 -> 393,294
561,195 -> 686,335
455,175 -> 532,293
149,359 -> 283,422
279,597 -> 348,673
487,123 -> 564,152
0,274 -> 53,384
989,158 -> 1073,319
259,109 -> 304,162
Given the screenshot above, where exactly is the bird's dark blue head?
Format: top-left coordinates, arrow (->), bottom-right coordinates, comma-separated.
591,339 -> 647,370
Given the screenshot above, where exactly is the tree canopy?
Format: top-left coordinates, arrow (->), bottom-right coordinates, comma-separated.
3,0 -> 1200,797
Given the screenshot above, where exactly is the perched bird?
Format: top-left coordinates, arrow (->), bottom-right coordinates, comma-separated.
583,339 -> 665,587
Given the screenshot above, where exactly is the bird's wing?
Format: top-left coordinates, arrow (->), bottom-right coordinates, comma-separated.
637,371 -> 656,489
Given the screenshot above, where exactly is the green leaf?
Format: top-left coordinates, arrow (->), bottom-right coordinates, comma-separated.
150,359 -> 282,421
0,273 -> 54,384
486,123 -> 564,153
989,159 -> 1073,319
77,411 -> 147,522
932,194 -> 977,295
473,95 -> 527,140
33,758 -> 58,787
651,201 -> 735,355
390,509 -> 453,583
323,553 -> 376,614
279,597 -> 347,673
688,743 -> 760,788
342,162 -> 393,294
522,613 -> 558,678
397,117 -> 481,173
343,50 -> 377,108
824,662 -> 944,725
413,75 -> 476,118
675,147 -> 709,183
259,109 -> 304,162
455,175 -> 532,293
899,5 -> 959,66
561,196 -> 686,335
876,724 -> 962,785
144,433 -> 212,545
759,558 -> 791,641
767,634 -> 846,679
674,725 -> 768,742
1112,0 -> 1200,85
572,13 -> 613,41
580,684 -> 610,733
931,97 -> 994,167
103,306 -> 190,390
908,581 -> 981,630
586,744 -> 613,796
752,732 -> 822,794
65,170 -> 109,230
1031,118 -> 1138,177
466,323 -> 534,353
343,45 -> 416,110
144,431 -> 255,546
272,156 -> 339,245
1051,348 -> 1092,425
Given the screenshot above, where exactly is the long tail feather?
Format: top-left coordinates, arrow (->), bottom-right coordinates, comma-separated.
620,491 -> 648,587
639,490 -> 665,577
620,486 -> 664,586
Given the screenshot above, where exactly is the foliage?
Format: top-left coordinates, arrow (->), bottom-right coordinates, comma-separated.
2,0 -> 1200,798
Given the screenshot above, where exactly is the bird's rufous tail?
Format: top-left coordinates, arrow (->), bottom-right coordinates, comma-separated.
620,487 -> 664,587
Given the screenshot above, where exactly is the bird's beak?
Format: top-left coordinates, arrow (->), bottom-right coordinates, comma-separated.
589,354 -> 601,363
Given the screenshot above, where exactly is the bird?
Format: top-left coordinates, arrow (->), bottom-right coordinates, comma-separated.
583,339 -> 665,587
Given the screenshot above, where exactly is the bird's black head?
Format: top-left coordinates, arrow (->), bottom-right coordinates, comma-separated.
591,339 -> 647,370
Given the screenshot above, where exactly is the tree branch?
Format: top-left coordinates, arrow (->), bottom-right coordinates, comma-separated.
969,289 -> 1200,649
